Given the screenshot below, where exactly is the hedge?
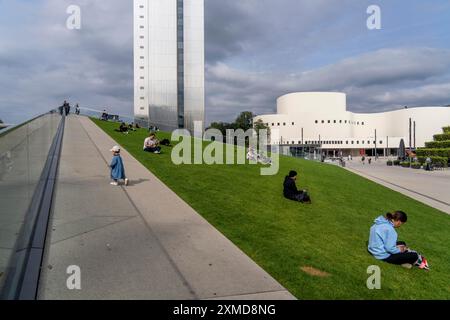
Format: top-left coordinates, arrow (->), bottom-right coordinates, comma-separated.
400,162 -> 410,168
417,156 -> 448,167
416,148 -> 450,158
411,162 -> 422,169
433,133 -> 450,141
443,126 -> 450,134
425,141 -> 450,149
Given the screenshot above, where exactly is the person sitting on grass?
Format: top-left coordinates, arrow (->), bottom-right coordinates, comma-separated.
143,133 -> 161,154
109,146 -> 129,186
114,122 -> 129,134
283,170 -> 311,204
368,211 -> 429,270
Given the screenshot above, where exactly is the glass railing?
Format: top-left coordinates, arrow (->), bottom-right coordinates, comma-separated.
0,110 -> 62,299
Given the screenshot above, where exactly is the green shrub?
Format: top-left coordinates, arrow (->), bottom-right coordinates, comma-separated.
433,133 -> 450,141
411,162 -> 422,169
425,141 -> 450,149
417,156 -> 448,167
443,126 -> 450,134
416,148 -> 450,158
393,160 -> 400,166
400,162 -> 410,168
386,160 -> 393,166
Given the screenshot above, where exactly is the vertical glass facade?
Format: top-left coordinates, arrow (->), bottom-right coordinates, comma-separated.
134,0 -> 204,133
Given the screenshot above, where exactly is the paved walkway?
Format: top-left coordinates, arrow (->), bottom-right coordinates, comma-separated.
38,116 -> 295,300
345,158 -> 450,215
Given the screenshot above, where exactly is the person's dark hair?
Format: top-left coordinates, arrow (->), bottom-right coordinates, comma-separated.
386,211 -> 407,223
288,170 -> 297,178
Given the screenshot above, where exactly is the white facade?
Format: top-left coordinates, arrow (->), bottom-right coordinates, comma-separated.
133,0 -> 205,133
254,92 -> 450,156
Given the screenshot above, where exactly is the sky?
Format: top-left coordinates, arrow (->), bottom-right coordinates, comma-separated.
0,0 -> 449,125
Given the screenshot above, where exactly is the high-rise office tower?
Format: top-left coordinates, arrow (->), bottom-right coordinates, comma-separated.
134,0 -> 205,133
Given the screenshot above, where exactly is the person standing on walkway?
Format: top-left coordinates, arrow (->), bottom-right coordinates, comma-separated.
362,155 -> 365,165
109,146 -> 129,186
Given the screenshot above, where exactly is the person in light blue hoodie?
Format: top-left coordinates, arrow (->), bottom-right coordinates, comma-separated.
368,211 -> 420,266
109,146 -> 129,186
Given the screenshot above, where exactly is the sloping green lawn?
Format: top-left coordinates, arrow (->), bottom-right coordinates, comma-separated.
92,118 -> 450,299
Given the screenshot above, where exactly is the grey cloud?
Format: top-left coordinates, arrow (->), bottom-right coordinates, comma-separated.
205,47 -> 450,124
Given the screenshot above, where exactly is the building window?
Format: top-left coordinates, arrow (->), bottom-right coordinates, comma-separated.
140,76 -> 144,79
345,120 -> 347,124
140,36 -> 144,39
351,141 -> 354,144
362,122 -> 365,125
283,123 -> 286,126
140,97 -> 144,100
140,107 -> 144,110
346,141 -> 348,144
140,46 -> 144,49
292,122 -> 295,125
334,120 -> 336,123
328,120 -> 331,123
339,120 -> 342,123
362,141 -> 365,144
140,86 -> 144,90
139,15 -> 144,19
379,141 -> 383,144
272,123 -> 274,126
140,66 -> 144,69
315,120 -> 318,124
139,5 -> 144,8
277,123 -> 280,126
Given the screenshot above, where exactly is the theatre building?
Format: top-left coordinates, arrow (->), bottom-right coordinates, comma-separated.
254,92 -> 450,158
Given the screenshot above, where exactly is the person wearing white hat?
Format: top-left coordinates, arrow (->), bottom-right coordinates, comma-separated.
109,146 -> 129,186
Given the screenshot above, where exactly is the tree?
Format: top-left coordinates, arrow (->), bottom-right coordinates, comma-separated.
233,111 -> 254,131
254,118 -> 270,144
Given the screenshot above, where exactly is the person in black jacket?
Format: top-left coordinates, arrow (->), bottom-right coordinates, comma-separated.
283,170 -> 311,204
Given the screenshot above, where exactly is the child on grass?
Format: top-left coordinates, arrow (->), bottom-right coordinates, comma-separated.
109,146 -> 129,186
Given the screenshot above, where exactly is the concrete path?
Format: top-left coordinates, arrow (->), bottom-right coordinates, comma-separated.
345,158 -> 450,215
38,116 -> 295,300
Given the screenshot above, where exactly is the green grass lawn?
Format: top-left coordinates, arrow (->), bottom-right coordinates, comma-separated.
92,118 -> 450,300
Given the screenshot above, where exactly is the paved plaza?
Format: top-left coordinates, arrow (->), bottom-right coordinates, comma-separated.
345,158 -> 450,215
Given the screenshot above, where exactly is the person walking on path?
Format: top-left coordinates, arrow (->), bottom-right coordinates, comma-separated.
109,146 -> 129,186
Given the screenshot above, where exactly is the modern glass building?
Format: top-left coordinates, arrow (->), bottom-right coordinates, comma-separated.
134,0 -> 205,133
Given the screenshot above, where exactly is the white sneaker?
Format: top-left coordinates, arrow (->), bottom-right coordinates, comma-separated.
110,181 -> 119,186
124,178 -> 129,186
154,151 -> 161,154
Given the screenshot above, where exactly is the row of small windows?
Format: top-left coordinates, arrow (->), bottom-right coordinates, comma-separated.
315,120 -> 365,125
267,122 -> 295,126
280,140 -> 384,145
138,5 -> 146,112
303,140 -> 383,145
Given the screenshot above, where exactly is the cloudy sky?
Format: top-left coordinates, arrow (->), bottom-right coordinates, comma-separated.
0,0 -> 449,125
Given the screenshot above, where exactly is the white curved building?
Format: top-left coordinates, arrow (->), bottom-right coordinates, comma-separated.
254,92 -> 450,157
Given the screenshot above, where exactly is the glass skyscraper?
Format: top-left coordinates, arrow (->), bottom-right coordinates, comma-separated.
134,0 -> 205,133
